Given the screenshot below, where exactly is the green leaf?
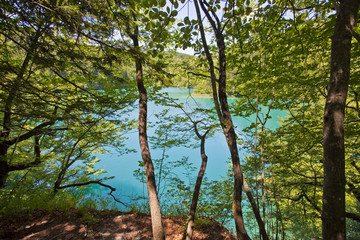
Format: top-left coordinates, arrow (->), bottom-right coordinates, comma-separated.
184,16 -> 191,25
224,12 -> 232,18
171,10 -> 178,17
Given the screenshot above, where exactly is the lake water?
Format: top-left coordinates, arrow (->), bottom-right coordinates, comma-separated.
92,88 -> 283,208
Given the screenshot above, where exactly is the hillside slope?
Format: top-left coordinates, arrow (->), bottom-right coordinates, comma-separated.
0,209 -> 236,240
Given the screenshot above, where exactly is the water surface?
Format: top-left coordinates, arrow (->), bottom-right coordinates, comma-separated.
93,87 -> 284,210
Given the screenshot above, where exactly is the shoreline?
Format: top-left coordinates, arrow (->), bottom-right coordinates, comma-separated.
189,93 -> 212,98
190,93 -> 238,99
164,87 -> 239,99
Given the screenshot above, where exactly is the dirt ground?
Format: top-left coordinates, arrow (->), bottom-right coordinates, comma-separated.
0,209 -> 236,240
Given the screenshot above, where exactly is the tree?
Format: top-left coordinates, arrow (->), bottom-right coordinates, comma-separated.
188,0 -> 270,239
226,0 -> 360,237
0,0 -> 135,210
183,117 -> 212,240
322,1 -> 359,239
132,29 -> 165,239
103,0 -> 179,238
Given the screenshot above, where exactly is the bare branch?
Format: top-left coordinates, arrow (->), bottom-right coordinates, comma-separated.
346,212 -> 360,222
349,87 -> 360,118
351,30 -> 360,42
351,161 -> 360,175
57,180 -> 128,207
187,71 -> 211,79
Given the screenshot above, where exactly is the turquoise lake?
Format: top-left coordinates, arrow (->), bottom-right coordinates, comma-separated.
93,87 -> 284,211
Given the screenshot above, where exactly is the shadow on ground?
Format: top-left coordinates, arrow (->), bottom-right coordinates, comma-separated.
0,209 -> 236,240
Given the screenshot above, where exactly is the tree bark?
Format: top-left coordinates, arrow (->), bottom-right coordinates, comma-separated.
243,176 -> 269,240
193,1 -> 271,239
0,148 -> 9,189
322,1 -> 359,239
131,33 -> 165,240
192,1 -> 249,239
184,123 -> 209,240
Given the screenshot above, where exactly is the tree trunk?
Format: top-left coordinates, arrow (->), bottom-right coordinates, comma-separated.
132,33 -> 165,240
243,176 -> 269,240
193,1 -> 271,239
260,135 -> 266,226
0,26 -> 44,189
225,125 -> 251,240
192,1 -> 250,239
322,1 -> 359,239
0,144 -> 9,189
0,53 -> 31,189
184,123 -> 209,240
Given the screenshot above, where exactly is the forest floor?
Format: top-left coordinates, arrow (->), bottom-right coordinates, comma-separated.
0,208 -> 236,240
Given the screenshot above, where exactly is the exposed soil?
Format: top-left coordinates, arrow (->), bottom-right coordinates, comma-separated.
0,209 -> 236,240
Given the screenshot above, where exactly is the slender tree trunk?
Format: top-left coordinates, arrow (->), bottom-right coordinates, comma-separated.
192,1 -> 249,239
243,176 -> 269,240
275,202 -> 279,240
184,123 -> 209,240
157,131 -> 168,196
254,88 -> 259,205
193,1 -> 270,239
131,33 -> 165,240
226,125 -> 250,240
0,145 -> 10,189
260,134 -> 266,225
322,1 -> 359,239
253,88 -> 260,239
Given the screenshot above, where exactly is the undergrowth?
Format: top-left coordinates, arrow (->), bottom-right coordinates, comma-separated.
0,187 -> 117,219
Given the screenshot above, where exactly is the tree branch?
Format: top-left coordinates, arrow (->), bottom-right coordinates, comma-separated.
187,71 -> 211,79
5,120 -> 55,146
57,180 -> 128,207
348,87 -> 360,118
347,181 -> 360,202
8,136 -> 42,172
351,161 -> 360,175
346,212 -> 360,222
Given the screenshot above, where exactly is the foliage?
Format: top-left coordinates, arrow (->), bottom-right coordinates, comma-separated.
0,0 -> 138,215
1,0 -> 360,239
225,0 -> 360,237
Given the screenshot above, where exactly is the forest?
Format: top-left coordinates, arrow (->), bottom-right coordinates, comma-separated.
0,0 -> 360,239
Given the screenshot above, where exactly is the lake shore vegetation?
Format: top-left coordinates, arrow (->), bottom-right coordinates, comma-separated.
1,0 -> 360,240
